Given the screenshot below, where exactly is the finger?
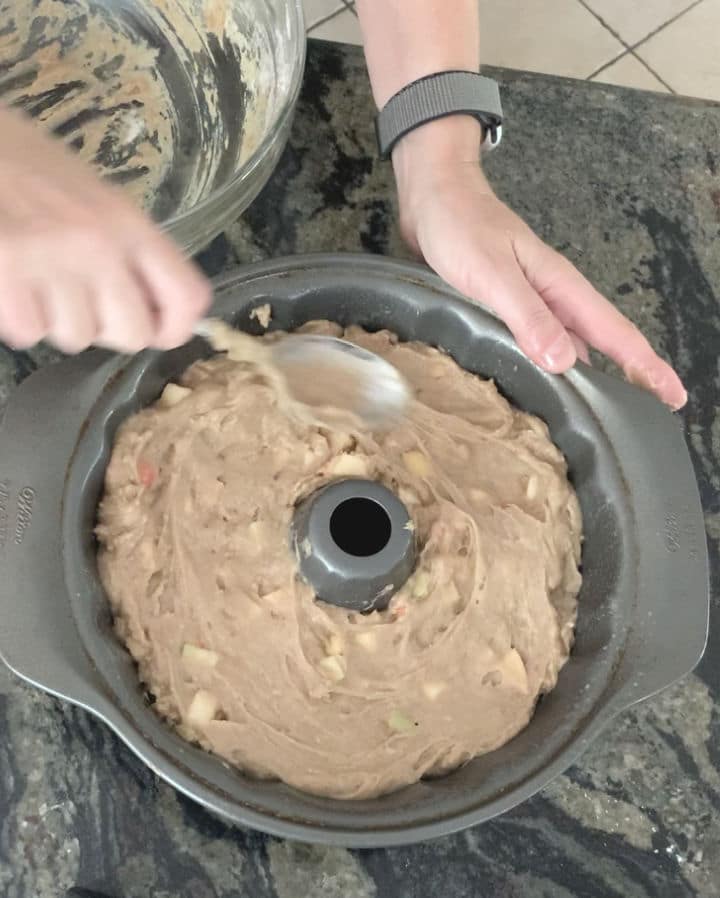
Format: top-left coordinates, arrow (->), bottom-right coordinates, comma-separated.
567,329 -> 590,365
132,234 -> 211,350
624,361 -> 687,411
0,284 -> 48,349
43,276 -> 98,354
461,256 -> 577,373
94,262 -> 156,353
523,242 -> 686,409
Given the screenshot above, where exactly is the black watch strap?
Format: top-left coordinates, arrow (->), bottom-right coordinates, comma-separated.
375,71 -> 503,160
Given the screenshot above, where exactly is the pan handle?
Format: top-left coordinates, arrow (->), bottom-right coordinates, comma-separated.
568,364 -> 709,710
0,351 -> 123,704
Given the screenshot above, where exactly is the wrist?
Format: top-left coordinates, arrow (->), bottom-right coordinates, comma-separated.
393,112 -> 482,162
392,116 -> 492,218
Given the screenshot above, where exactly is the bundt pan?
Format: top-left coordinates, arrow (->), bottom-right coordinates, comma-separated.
0,254 -> 709,847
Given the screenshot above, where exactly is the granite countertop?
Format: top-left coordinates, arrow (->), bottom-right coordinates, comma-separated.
1,38 -> 719,898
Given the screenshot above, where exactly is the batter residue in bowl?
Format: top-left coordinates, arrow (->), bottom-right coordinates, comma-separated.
96,324 -> 583,799
0,0 -> 268,219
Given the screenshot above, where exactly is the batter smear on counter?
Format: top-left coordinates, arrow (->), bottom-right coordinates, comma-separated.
97,322 -> 583,799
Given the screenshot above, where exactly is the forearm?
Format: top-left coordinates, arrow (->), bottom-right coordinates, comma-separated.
355,0 -> 481,107
356,0 -> 488,199
356,3 -> 686,409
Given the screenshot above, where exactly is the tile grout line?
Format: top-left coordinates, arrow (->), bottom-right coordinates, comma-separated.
622,0 -> 706,92
627,0 -> 706,51
587,48 -> 677,92
578,0 -> 705,93
320,0 -> 699,95
625,51 -> 677,93
306,5 -> 347,33
575,0 -> 634,50
586,48 -> 630,81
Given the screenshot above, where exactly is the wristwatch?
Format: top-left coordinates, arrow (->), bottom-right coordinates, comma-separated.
375,71 -> 503,160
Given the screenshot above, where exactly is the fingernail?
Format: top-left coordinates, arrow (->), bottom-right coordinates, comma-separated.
671,398 -> 686,412
670,386 -> 688,412
627,364 -> 664,393
542,333 -> 576,371
626,363 -> 687,410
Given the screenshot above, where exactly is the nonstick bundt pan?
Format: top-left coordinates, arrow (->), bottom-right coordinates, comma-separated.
0,254 -> 709,847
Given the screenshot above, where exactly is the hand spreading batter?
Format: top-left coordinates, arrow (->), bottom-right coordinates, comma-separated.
97,324 -> 582,799
0,0 -> 686,410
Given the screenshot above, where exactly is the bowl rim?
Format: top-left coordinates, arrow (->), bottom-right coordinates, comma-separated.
161,0 -> 306,236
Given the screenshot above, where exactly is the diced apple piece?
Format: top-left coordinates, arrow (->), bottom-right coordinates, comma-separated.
354,631 -> 377,652
411,570 -> 431,599
423,681 -> 446,702
329,453 -> 368,478
159,383 -> 192,407
324,633 -> 344,657
327,432 -> 353,453
391,602 -> 408,621
199,320 -> 266,365
442,580 -> 462,612
398,487 -> 420,507
526,475 -> 538,500
402,450 -> 432,478
249,303 -> 272,330
261,587 -> 286,602
318,654 -> 346,682
387,710 -> 414,733
187,689 -> 220,727
136,459 -> 157,488
181,643 -> 219,668
300,537 -> 312,559
499,648 -> 529,693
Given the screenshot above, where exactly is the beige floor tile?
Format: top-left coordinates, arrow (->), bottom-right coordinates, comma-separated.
479,0 -> 624,79
591,53 -> 669,91
303,0 -> 345,29
636,0 -> 720,100
309,8 -> 363,44
582,0 -> 696,45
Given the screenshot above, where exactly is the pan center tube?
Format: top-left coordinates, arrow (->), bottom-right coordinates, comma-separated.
291,479 -> 416,613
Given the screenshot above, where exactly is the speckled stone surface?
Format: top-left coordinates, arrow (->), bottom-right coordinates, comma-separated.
1,39 -> 719,898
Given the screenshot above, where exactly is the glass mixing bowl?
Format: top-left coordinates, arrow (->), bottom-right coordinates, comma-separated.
0,0 -> 305,254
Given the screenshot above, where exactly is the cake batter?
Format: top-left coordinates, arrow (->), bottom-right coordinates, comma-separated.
97,324 -> 583,799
